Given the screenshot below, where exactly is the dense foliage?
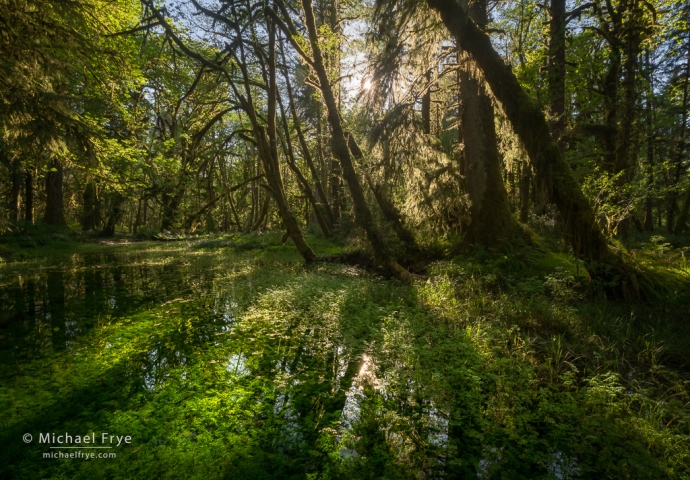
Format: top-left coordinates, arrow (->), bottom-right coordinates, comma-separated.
1,0 -> 688,253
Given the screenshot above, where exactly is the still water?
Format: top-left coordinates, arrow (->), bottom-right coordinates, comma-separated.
0,244 -> 454,479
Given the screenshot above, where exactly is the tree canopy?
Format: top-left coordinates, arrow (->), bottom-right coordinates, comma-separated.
0,0 -> 688,291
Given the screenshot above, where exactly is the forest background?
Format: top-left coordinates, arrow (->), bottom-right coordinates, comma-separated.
1,0 -> 689,274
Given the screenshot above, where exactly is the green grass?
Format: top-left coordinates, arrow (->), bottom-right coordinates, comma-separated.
0,231 -> 688,479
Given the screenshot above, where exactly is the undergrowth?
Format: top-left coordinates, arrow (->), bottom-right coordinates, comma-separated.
0,229 -> 688,479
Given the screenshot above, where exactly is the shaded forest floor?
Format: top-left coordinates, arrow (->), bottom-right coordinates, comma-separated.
0,226 -> 689,478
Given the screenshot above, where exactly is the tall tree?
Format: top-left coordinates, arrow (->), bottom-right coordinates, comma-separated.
43,158 -> 66,226
419,0 -> 637,292
458,0 -> 521,246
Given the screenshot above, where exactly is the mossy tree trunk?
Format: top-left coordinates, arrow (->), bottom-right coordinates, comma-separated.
289,0 -> 412,280
160,185 -> 184,231
675,187 -> 690,234
281,50 -> 335,228
277,89 -> 332,237
24,170 -> 33,223
330,157 -> 342,226
421,68 -> 432,135
369,178 -> 419,250
520,165 -> 531,223
100,192 -> 124,237
547,0 -> 566,150
82,182 -> 98,231
250,193 -> 271,233
44,158 -> 66,226
458,0 -> 521,246
9,158 -> 22,223
459,64 -> 520,246
425,0 -> 635,293
260,17 -> 317,260
644,51 -> 656,232
669,38 -> 690,233
346,134 -> 420,252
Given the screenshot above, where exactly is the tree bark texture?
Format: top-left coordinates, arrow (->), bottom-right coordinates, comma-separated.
24,170 -> 33,223
100,192 -> 124,237
548,0 -> 566,150
82,182 -> 98,231
422,68 -> 432,135
10,158 -> 22,223
44,159 -> 66,226
457,0 -> 520,246
458,62 -> 521,246
520,165 -> 531,223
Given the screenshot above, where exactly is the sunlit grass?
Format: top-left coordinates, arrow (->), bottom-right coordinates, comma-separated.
0,234 -> 689,478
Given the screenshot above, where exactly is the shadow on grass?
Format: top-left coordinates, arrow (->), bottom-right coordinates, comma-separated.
0,242 -> 688,479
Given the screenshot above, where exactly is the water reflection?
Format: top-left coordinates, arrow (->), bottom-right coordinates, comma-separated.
0,249 -> 469,479
0,252 -> 225,361
226,353 -> 249,377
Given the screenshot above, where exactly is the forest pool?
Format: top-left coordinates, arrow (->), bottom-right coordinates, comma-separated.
0,244 -> 457,479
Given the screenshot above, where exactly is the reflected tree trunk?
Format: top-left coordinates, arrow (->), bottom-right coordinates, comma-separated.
47,270 -> 66,350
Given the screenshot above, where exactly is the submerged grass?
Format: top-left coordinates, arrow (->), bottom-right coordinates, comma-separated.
0,232 -> 688,479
